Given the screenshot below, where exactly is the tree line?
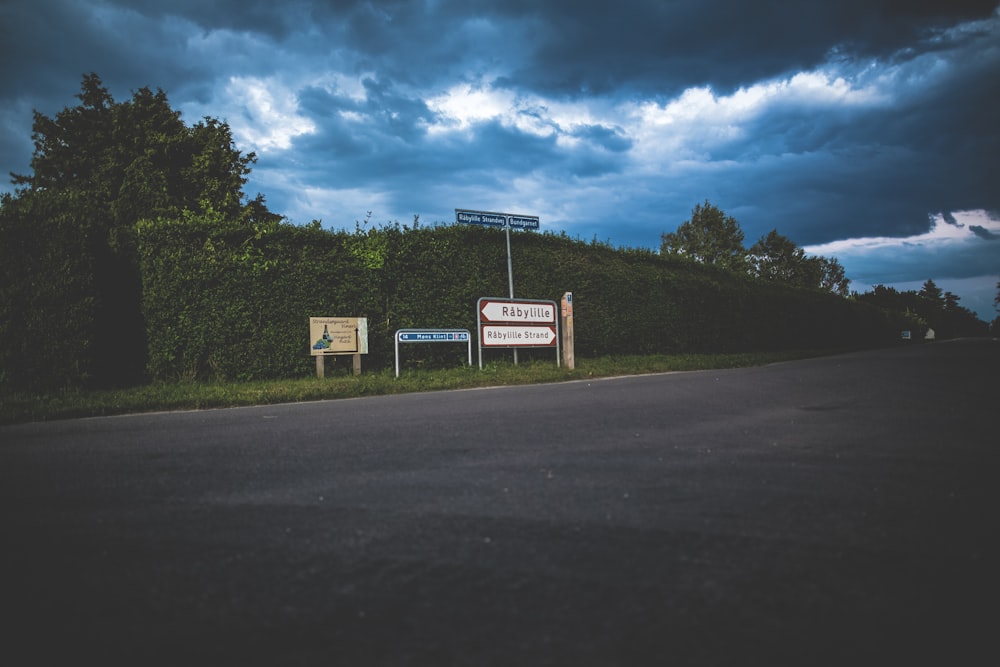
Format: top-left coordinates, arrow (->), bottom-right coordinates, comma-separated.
0,75 -> 989,393
659,200 -> 989,338
660,200 -> 850,295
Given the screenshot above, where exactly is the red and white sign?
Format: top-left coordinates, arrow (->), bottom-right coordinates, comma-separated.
481,324 -> 558,347
480,300 -> 556,324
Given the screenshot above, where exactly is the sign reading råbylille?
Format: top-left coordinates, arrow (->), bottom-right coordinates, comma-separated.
477,297 -> 559,349
479,299 -> 556,324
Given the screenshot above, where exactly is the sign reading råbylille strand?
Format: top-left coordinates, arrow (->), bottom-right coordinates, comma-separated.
476,297 -> 559,368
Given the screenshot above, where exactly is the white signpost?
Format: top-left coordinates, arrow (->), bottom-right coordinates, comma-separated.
476,297 -> 559,369
459,209 -> 542,365
481,325 -> 558,346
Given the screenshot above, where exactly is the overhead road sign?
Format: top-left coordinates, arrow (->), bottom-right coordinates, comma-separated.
508,214 -> 540,230
456,209 -> 538,230
457,208 -> 542,326
456,209 -> 507,227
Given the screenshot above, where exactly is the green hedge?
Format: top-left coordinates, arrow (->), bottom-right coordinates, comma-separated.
135,216 -> 916,382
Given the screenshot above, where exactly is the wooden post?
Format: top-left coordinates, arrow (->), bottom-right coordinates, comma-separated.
352,353 -> 362,376
316,355 -> 325,379
561,291 -> 575,370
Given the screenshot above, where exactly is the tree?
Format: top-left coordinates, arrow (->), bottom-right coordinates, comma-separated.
661,200 -> 747,273
918,279 -> 944,304
749,229 -> 803,281
1,73 -> 272,390
943,291 -> 961,311
747,229 -> 849,296
856,281 -> 986,339
11,73 -> 259,240
747,229 -> 819,286
817,256 -> 850,297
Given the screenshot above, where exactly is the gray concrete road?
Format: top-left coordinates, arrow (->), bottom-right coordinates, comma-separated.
2,339 -> 997,666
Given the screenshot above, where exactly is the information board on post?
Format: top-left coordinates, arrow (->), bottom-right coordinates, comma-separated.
310,317 -> 368,378
309,317 -> 368,355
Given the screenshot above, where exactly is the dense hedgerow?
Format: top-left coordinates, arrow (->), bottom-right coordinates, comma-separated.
135,216 -> 915,382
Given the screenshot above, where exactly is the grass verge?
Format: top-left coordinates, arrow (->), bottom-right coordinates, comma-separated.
1,350 -> 829,425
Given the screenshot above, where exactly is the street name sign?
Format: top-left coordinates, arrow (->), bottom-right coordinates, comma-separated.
457,208 -> 541,304
508,214 -> 540,230
456,208 -> 538,229
455,209 -> 507,227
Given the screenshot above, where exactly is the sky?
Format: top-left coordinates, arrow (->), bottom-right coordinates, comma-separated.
2,0 -> 998,321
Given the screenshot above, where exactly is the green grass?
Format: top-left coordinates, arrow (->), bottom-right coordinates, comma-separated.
0,350 -> 830,425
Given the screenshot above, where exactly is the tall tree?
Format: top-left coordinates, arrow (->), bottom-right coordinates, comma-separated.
817,256 -> 850,297
660,200 -> 748,273
11,73 -> 259,240
943,291 -> 961,311
1,73 -> 272,390
748,229 -> 817,286
747,229 -> 849,296
918,279 -> 944,304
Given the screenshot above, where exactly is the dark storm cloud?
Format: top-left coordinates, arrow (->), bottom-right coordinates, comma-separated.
2,0 -> 998,318
469,0 -> 999,96
970,225 -> 999,240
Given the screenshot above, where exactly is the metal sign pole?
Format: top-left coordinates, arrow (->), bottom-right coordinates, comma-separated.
456,210 -> 540,369
505,219 -> 518,365
505,219 -> 515,299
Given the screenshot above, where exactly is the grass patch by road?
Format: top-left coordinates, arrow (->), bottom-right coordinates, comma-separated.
1,350 -> 828,425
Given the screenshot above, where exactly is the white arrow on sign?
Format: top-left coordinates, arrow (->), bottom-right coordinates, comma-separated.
480,300 -> 556,323
481,325 -> 558,347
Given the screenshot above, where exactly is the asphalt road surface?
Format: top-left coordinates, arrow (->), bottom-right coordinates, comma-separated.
2,340 -> 998,666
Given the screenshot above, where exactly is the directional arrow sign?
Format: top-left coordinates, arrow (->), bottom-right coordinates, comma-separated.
398,331 -> 469,342
480,300 -> 556,323
481,324 -> 558,347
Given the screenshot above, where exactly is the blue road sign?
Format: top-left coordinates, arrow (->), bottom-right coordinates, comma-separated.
456,209 -> 507,227
508,215 -> 540,230
395,328 -> 473,377
456,209 -> 539,230
398,331 -> 469,342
